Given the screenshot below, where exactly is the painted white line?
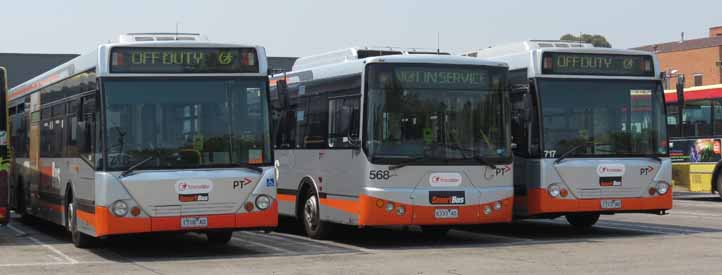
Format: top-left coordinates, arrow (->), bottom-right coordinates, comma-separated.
451,229 -> 534,243
593,224 -> 671,235
669,210 -> 722,219
0,261 -> 107,268
599,220 -> 708,234
268,231 -> 378,254
7,224 -> 79,264
231,236 -> 294,254
248,231 -> 339,251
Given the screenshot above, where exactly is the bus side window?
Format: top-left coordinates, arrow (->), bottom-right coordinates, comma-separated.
78,94 -> 97,165
66,99 -> 81,156
328,96 -> 360,148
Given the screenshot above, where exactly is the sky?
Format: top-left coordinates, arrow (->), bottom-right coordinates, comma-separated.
0,0 -> 720,57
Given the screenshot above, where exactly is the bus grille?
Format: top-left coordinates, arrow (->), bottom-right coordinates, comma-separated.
576,187 -> 642,199
151,203 -> 239,216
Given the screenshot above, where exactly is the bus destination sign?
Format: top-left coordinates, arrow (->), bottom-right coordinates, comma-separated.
110,47 -> 259,74
393,67 -> 491,90
542,52 -> 654,77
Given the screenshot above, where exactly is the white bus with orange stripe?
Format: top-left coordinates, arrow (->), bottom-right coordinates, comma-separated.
270,48 -> 513,239
466,41 -> 672,229
8,33 -> 277,247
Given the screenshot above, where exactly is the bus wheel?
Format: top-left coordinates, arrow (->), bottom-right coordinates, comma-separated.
565,213 -> 600,231
302,189 -> 332,239
206,231 -> 233,245
421,226 -> 451,239
67,198 -> 98,248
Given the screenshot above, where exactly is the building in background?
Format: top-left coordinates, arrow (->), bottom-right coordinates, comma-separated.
1,53 -> 296,87
634,26 -> 722,88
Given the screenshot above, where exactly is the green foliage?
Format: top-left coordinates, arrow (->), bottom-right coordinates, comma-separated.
560,33 -> 612,48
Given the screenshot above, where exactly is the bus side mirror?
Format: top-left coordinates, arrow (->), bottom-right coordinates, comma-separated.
520,93 -> 532,122
278,79 -> 289,109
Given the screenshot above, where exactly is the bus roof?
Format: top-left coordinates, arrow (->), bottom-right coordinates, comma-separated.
9,38 -> 267,101
464,41 -> 660,80
275,51 -> 507,85
291,47 -> 452,71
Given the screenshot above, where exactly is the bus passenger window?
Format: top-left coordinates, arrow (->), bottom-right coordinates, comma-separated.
328,96 -> 360,148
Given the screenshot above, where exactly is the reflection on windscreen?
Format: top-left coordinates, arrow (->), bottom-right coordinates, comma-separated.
103,79 -> 271,170
538,79 -> 668,157
366,64 -> 509,163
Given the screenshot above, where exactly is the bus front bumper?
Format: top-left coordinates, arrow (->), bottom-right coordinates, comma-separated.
519,188 -> 673,217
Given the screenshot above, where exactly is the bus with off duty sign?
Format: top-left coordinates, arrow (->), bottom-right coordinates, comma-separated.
8,33 -> 277,248
465,41 -> 672,230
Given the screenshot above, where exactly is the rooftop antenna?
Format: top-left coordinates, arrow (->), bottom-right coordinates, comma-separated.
175,22 -> 180,40
436,32 -> 440,54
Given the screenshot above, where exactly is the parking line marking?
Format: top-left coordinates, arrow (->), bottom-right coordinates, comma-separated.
268,232 -> 378,253
231,236 -> 295,254
247,232 -> 344,251
451,229 -> 535,243
7,224 -> 79,264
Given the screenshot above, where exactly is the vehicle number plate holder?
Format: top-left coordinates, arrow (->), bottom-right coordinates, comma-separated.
434,208 -> 459,219
600,200 -> 622,209
181,216 -> 208,228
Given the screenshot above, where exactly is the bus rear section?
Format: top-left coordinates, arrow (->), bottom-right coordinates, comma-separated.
0,67 -> 8,225
8,36 -> 277,247
272,50 -> 513,238
468,42 -> 672,229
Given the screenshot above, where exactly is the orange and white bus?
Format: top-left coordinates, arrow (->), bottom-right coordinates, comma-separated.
467,41 -> 672,229
270,48 -> 513,239
8,33 -> 277,247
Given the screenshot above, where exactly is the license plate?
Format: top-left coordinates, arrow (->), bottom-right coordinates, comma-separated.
601,200 -> 622,209
434,208 -> 459,219
181,216 -> 208,228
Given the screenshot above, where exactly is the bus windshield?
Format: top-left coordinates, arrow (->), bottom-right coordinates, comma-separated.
537,79 -> 668,157
365,63 -> 510,164
103,78 -> 271,171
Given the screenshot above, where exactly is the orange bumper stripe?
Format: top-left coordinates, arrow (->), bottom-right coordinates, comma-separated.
317,194 -> 512,226
89,201 -> 278,237
524,187 -> 673,216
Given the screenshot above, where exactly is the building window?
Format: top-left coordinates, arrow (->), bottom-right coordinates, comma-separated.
694,74 -> 703,87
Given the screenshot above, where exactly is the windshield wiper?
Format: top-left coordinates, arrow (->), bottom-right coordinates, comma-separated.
554,142 -> 608,164
474,155 -> 497,169
388,156 -> 426,171
229,163 -> 264,174
121,156 -> 156,177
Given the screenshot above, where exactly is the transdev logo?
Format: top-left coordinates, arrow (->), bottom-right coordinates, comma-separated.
596,164 -> 625,177
175,179 -> 213,195
429,173 -> 463,187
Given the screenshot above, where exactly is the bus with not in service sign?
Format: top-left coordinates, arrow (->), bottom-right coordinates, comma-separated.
270,48 -> 513,239
0,67 -> 9,226
466,41 -> 672,229
8,33 -> 277,247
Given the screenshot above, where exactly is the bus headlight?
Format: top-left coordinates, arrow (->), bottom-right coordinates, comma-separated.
385,202 -> 394,212
494,201 -> 502,210
655,182 -> 670,195
111,200 -> 129,217
255,195 -> 271,210
548,184 -> 562,198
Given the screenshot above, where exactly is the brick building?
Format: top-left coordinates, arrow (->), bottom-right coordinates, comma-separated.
634,26 -> 722,88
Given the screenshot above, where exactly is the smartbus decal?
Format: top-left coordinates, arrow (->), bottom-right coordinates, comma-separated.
669,139 -> 722,163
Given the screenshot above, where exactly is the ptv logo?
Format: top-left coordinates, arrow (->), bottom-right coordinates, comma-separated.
495,165 -> 512,176
640,166 -> 655,176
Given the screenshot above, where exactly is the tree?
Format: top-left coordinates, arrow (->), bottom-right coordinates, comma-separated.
560,33 -> 612,48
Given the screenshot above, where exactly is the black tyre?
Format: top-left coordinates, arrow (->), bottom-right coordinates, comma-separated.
421,226 -> 451,239
15,183 -> 33,224
67,197 -> 99,248
206,231 -> 233,245
565,213 -> 600,231
302,188 -> 332,239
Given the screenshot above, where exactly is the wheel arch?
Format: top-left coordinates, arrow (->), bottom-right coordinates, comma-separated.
295,175 -> 320,220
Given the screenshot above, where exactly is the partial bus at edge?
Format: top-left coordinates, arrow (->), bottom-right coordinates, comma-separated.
0,67 -> 8,226
466,41 -> 672,229
270,48 -> 513,239
8,33 -> 277,247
